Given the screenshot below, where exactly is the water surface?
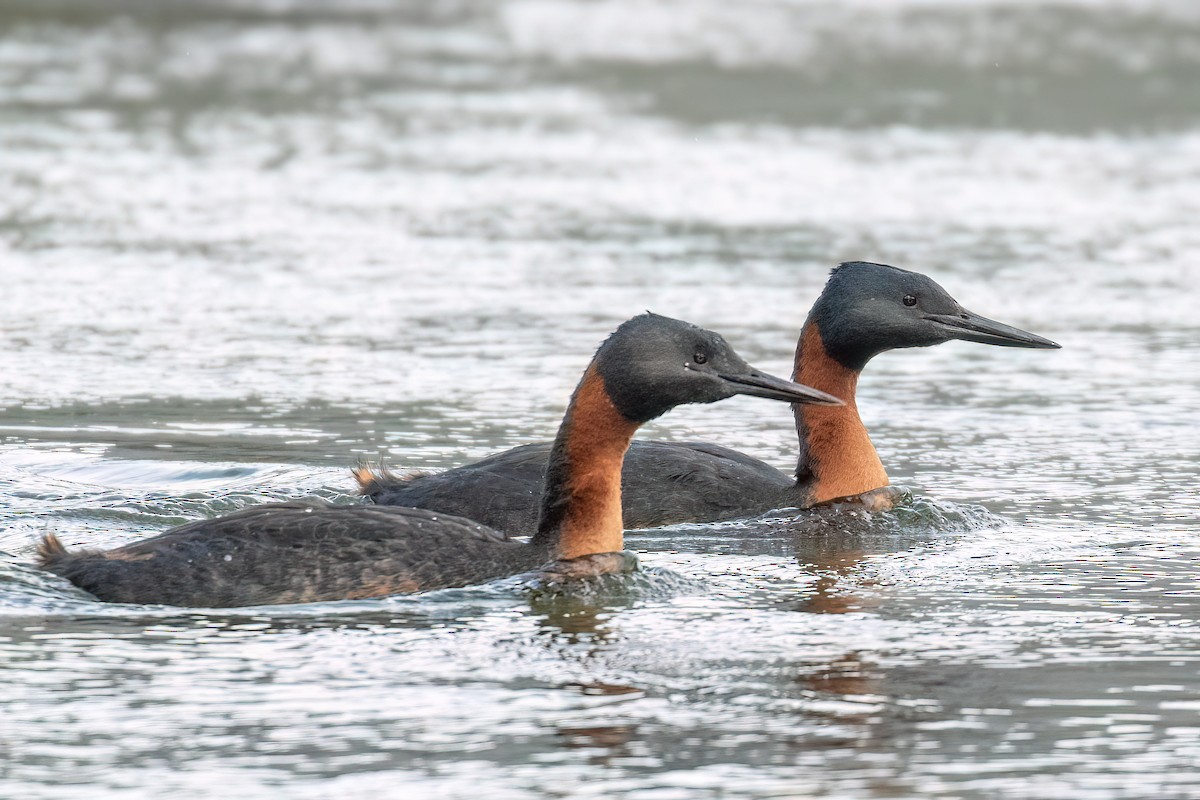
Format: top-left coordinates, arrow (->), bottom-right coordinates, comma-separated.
1,1 -> 1199,797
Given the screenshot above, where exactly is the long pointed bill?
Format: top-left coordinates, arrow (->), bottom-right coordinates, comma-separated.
718,369 -> 844,406
924,310 -> 1061,349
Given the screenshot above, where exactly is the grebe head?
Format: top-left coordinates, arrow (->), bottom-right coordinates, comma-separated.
810,261 -> 1061,371
594,313 -> 842,423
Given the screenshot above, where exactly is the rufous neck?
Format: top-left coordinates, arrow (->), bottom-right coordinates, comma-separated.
531,366 -> 639,559
791,322 -> 888,505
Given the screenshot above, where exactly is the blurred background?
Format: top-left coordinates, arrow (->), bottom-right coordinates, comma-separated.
1,1 -> 1198,798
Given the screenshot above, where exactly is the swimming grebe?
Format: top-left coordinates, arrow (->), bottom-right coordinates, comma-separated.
358,262 -> 1060,531
36,314 -> 841,607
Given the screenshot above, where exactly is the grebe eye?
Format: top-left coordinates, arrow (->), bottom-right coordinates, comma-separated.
902,294 -> 918,307
693,352 -> 708,365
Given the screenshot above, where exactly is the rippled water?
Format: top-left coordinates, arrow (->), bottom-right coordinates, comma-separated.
1,1 -> 1199,797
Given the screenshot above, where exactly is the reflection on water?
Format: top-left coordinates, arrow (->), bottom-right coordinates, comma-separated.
1,0 -> 1199,797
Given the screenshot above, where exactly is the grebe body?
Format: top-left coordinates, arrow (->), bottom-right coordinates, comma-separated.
361,263 -> 1059,532
38,314 -> 841,607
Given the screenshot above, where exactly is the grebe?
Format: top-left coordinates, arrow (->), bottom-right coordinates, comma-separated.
358,262 -> 1059,531
36,314 -> 841,607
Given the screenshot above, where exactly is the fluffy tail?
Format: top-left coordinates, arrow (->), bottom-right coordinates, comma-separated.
352,462 -> 427,498
37,533 -> 69,568
351,463 -> 378,493
351,462 -> 390,495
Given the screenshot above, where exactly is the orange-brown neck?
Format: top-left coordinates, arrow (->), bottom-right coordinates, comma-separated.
532,366 -> 639,559
792,324 -> 888,505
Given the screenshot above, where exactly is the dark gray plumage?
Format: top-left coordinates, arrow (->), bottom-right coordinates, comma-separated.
40,501 -> 541,606
361,439 -> 794,532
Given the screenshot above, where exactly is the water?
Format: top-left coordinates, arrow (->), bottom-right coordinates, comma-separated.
1,0 -> 1198,796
